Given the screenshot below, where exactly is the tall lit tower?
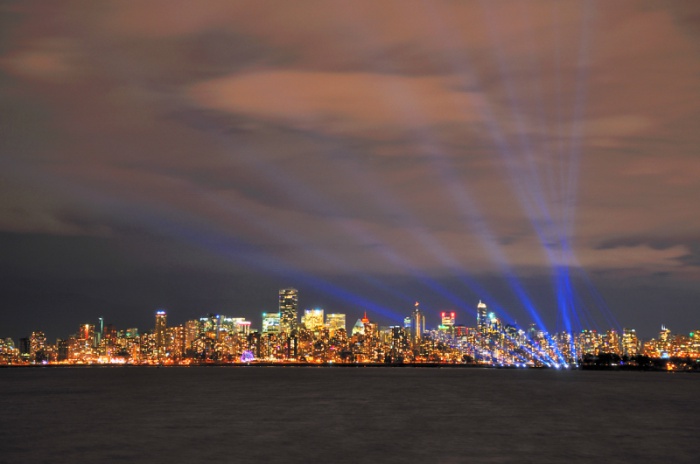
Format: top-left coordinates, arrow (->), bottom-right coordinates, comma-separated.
302,309 -> 324,331
96,317 -> 104,347
155,310 -> 167,355
326,313 -> 346,336
441,311 -> 456,327
477,300 -> 488,334
279,288 -> 298,334
622,328 -> 639,357
411,302 -> 425,344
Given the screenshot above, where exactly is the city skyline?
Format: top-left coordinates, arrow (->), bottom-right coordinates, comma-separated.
3,288 -> 697,347
3,295 -> 698,369
2,3 -> 699,343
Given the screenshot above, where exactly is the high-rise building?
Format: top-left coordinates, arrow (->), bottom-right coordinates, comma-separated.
622,328 -> 639,357
18,337 -> 30,357
262,312 -> 281,333
222,317 -> 251,336
279,288 -> 298,334
78,324 -> 95,345
29,331 -> 46,361
576,329 -> 601,356
155,310 -> 167,355
441,311 -> 456,327
351,318 -> 366,336
302,309 -> 324,331
411,302 -> 425,344
184,320 -> 201,351
95,317 -> 105,346
477,301 -> 488,334
326,313 -> 346,336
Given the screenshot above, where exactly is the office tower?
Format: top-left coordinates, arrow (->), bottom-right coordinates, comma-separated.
477,300 -> 488,334
576,329 -> 600,356
18,337 -> 30,357
453,325 -> 468,337
326,313 -> 346,336
78,324 -> 95,345
279,288 -> 299,334
441,311 -> 456,327
222,318 -> 251,336
262,312 -> 281,333
29,331 -> 46,361
411,302 -> 425,344
236,320 -> 251,335
351,318 -> 366,336
155,310 -> 167,354
622,328 -> 639,357
302,309 -> 324,331
96,317 -> 104,346
602,330 -> 621,355
184,320 -> 201,351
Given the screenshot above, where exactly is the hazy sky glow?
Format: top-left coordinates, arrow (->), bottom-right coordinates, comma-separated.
2,1 -> 699,339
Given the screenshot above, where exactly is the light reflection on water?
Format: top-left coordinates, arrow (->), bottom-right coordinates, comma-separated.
1,367 -> 698,463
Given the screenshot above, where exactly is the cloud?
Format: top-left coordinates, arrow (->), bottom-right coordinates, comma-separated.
188,70 -> 486,139
1,39 -> 79,81
1,0 -> 699,322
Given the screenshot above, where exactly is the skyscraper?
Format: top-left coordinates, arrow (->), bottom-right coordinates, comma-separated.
477,300 -> 488,334
262,312 -> 281,333
155,310 -> 167,355
279,288 -> 298,334
441,311 -> 456,327
326,313 -> 346,336
78,324 -> 95,346
411,302 -> 425,344
622,328 -> 639,357
302,309 -> 324,331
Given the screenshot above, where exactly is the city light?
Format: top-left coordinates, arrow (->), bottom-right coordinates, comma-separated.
2,290 -> 698,371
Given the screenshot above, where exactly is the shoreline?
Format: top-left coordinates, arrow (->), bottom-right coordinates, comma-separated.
2,361 -> 697,372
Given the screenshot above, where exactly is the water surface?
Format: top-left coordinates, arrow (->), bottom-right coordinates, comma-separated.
1,367 -> 697,463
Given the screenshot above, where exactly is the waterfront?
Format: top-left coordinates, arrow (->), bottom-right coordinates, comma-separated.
1,367 -> 698,463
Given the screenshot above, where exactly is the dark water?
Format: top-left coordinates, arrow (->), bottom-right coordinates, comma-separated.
1,367 -> 698,464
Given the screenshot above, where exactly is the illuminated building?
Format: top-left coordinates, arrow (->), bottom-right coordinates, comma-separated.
477,300 -> 489,334
326,313 -> 346,335
655,325 -> 672,357
183,319 -> 201,352
262,312 -> 281,333
351,318 -> 365,336
221,317 -> 250,335
96,317 -> 104,347
411,302 -> 425,344
235,320 -> 251,335
18,337 -> 30,361
441,312 -> 456,327
7,293 -> 700,366
56,339 -> 69,362
0,338 -> 20,364
279,288 -> 298,334
453,325 -> 468,337
102,324 -> 117,343
576,329 -> 601,356
487,312 -> 502,333
601,330 -> 621,355
302,309 -> 324,331
155,310 -> 167,355
78,324 -> 96,347
29,331 -> 46,362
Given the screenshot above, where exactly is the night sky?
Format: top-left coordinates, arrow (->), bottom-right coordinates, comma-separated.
2,1 -> 699,340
